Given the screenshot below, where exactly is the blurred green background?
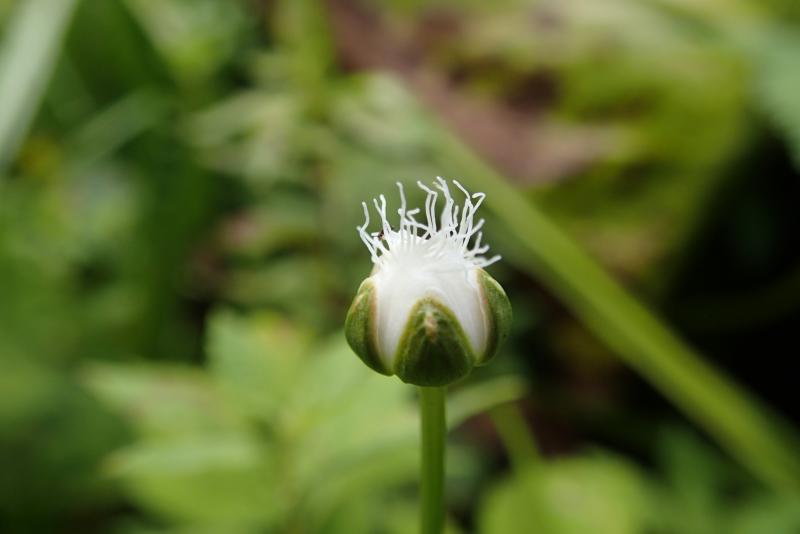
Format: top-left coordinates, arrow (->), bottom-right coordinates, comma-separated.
2,0 -> 800,532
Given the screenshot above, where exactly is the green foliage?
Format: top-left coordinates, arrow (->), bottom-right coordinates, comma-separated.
3,0 -> 800,530
123,0 -> 247,86
479,439 -> 800,534
436,126 -> 800,491
0,0 -> 78,170
0,358 -> 127,528
650,429 -> 800,534
479,422 -> 800,534
85,310 -> 525,531
755,29 -> 800,168
480,454 -> 648,534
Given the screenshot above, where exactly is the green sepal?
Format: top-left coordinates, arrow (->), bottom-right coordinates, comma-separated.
477,268 -> 512,365
393,298 -> 477,387
344,280 -> 391,376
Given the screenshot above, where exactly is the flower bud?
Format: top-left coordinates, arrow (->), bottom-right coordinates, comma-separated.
345,178 -> 512,386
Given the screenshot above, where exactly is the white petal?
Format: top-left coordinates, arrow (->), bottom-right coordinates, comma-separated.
371,264 -> 488,368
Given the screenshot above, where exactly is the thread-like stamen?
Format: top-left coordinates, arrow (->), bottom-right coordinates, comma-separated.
357,178 -> 501,270
417,181 -> 438,236
396,182 -> 407,234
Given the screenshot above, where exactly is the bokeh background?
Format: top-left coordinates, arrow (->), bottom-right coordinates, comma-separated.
1,0 -> 800,532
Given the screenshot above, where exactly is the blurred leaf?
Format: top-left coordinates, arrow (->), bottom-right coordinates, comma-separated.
649,428 -> 732,534
480,453 -> 649,534
184,90 -> 305,186
89,310 -> 528,531
448,376 -> 528,428
109,435 -> 263,478
207,309 -> 312,422
222,257 -> 332,326
0,0 -> 78,172
123,0 -> 246,86
66,90 -> 169,171
85,364 -> 284,528
271,0 -> 334,108
84,364 -> 245,437
218,200 -> 319,260
649,426 -> 800,534
731,493 -> 800,534
0,358 -> 127,528
331,74 -> 436,157
108,436 -> 282,528
755,29 -> 800,168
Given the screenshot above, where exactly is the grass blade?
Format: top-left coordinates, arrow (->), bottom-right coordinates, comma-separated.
0,0 -> 79,172
437,132 -> 800,492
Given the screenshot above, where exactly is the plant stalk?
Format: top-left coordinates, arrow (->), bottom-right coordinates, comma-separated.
419,386 -> 446,534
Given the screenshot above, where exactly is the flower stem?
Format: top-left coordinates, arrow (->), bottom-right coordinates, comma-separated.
419,386 -> 447,534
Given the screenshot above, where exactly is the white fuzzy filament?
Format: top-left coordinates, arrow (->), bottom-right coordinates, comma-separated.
357,177 -> 500,272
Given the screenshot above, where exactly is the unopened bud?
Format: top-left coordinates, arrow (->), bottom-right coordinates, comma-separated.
345,178 -> 512,386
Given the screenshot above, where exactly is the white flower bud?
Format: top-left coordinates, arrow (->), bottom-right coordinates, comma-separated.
345,177 -> 512,386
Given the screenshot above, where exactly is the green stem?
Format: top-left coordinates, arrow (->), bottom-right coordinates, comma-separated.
419,386 -> 446,534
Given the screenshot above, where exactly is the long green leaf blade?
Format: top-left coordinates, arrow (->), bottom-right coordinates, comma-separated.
0,0 -> 79,172
438,132 -> 800,492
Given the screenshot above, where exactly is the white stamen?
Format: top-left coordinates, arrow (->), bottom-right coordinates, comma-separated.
357,178 -> 501,272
